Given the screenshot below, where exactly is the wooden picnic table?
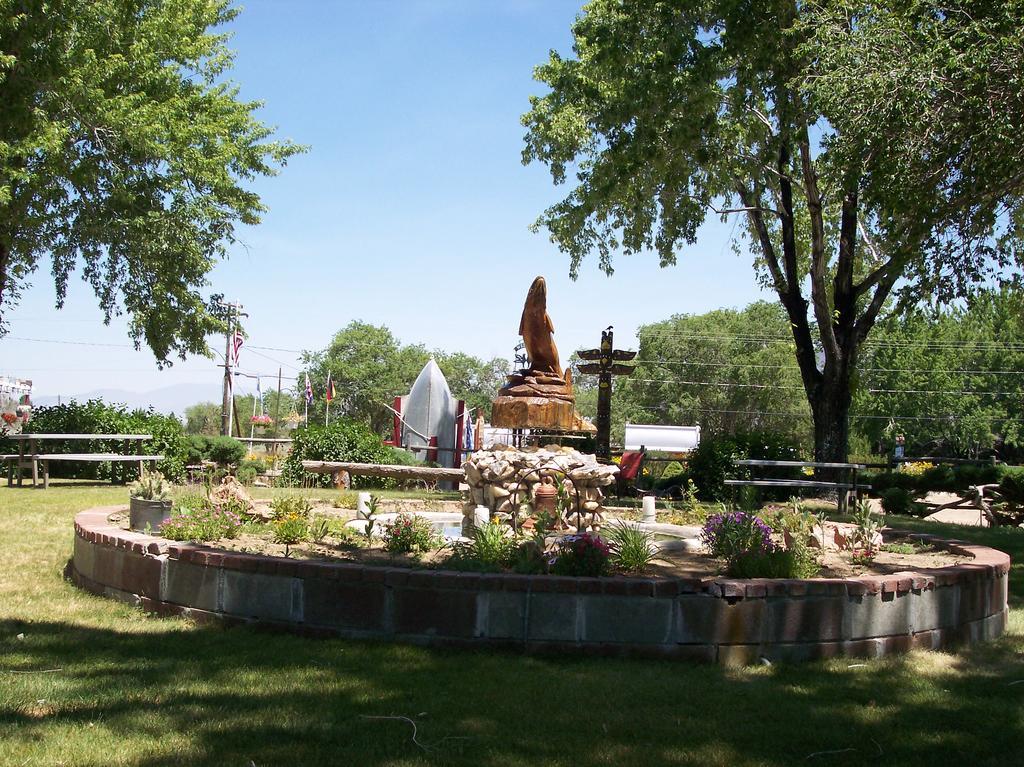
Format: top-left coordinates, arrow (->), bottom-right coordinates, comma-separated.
726,459 -> 869,514
5,433 -> 161,489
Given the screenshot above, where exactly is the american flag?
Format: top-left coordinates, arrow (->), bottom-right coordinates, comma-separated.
304,373 -> 313,405
232,329 -> 244,365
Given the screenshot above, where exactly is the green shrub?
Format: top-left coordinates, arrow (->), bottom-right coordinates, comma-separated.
238,458 -> 265,474
273,515 -> 309,555
998,467 -> 1024,504
445,521 -> 517,572
269,496 -> 312,521
606,521 -> 656,574
281,419 -> 398,488
688,431 -> 800,502
207,436 -> 246,466
952,463 -> 1004,489
879,487 -> 915,515
185,434 -> 212,465
18,399 -> 189,482
381,513 -> 442,554
729,548 -> 820,578
235,466 -> 257,486
917,465 -> 956,492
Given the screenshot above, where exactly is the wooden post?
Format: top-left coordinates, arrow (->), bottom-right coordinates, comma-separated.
577,328 -> 636,462
392,396 -> 402,446
454,400 -> 465,468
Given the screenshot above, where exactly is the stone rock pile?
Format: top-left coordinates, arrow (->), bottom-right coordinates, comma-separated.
462,444 -> 619,533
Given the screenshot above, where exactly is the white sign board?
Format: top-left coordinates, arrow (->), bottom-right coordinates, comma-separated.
624,423 -> 700,453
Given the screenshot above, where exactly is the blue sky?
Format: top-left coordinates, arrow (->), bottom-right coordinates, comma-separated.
0,0 -> 765,407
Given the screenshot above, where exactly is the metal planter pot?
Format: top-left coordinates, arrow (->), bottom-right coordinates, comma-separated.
129,498 -> 173,533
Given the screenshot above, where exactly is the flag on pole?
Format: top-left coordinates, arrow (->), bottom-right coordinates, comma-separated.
232,329 -> 244,365
325,372 -> 335,403
304,373 -> 314,406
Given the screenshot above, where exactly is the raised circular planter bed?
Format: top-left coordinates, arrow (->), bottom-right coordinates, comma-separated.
70,506 -> 1010,664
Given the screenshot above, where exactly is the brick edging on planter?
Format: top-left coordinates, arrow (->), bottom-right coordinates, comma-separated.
70,507 -> 1010,664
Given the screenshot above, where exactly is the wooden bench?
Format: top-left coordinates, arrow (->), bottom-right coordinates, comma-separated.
35,453 -> 164,489
7,433 -> 156,488
725,459 -> 870,514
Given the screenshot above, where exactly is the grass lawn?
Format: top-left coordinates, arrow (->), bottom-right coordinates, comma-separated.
1,482 -> 1022,766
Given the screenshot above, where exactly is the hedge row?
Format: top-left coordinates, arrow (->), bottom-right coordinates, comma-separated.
280,420 -> 418,489
2,400 -> 190,482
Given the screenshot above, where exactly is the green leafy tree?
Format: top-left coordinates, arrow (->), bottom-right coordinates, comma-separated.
620,302 -> 810,443
301,322 -> 509,435
0,0 -> 303,362
853,287 -> 1024,459
432,351 -> 510,421
523,1 -> 1023,464
185,402 -> 221,436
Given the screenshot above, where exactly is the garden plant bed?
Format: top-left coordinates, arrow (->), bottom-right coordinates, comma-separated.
73,505 -> 1010,664
104,507 -> 969,578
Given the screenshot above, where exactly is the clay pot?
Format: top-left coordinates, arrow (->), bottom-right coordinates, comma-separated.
533,475 -> 558,515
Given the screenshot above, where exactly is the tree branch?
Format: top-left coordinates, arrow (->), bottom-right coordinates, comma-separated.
736,184 -> 786,293
799,132 -> 840,365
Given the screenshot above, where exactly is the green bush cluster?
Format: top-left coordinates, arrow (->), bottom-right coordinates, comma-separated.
280,419 -> 407,488
866,462 -> 1005,496
687,431 -> 802,502
729,548 -> 819,578
997,467 -> 1024,504
185,435 -> 247,467
446,521 -> 519,573
2,399 -> 189,482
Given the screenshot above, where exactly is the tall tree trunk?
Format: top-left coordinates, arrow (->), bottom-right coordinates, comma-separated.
810,370 -> 853,464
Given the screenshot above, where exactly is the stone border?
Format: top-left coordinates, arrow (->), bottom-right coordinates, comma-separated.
70,507 -> 1009,664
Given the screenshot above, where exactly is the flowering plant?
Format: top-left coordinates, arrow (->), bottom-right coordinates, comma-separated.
161,496 -> 242,542
382,513 -> 442,554
550,532 -> 611,577
250,414 -> 273,426
700,509 -> 776,563
898,461 -> 934,477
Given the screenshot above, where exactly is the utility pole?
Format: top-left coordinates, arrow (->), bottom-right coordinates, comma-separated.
217,300 -> 248,437
577,327 -> 636,461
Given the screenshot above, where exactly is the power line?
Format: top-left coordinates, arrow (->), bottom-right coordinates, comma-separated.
635,359 -> 1024,376
628,403 -> 1024,423
636,329 -> 1024,351
616,376 -> 1022,397
5,336 -> 134,348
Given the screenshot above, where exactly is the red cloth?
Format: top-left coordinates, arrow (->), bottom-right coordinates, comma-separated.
618,451 -> 645,480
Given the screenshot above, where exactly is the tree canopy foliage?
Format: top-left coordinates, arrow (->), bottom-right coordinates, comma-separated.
618,302 -> 810,442
0,0 -> 302,362
523,0 -> 1024,462
581,289 -> 1023,461
854,287 -> 1024,459
301,322 -> 509,435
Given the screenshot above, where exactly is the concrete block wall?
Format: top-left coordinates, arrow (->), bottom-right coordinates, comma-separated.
71,508 -> 1010,664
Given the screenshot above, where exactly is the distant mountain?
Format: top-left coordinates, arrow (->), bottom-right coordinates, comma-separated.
33,382 -> 217,418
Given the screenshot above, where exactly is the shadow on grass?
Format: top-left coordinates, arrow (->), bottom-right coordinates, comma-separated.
1,613 -> 1023,767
